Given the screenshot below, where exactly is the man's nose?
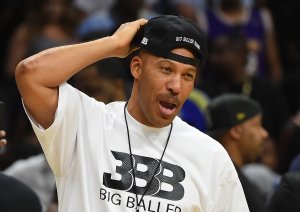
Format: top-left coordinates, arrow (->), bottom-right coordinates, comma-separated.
167,75 -> 182,95
261,127 -> 269,139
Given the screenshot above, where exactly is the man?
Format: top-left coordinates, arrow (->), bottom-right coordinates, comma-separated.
4,58 -> 128,211
205,93 -> 268,212
15,15 -> 248,211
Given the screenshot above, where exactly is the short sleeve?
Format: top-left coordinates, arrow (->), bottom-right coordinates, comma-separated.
207,150 -> 250,212
23,83 -> 81,177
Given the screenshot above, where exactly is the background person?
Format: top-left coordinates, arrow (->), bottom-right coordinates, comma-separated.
71,57 -> 128,103
206,93 -> 268,211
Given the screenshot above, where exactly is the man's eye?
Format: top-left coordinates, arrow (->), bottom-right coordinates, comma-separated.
161,67 -> 171,73
184,73 -> 195,80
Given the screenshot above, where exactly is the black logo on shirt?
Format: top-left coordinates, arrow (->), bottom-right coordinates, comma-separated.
103,151 -> 185,201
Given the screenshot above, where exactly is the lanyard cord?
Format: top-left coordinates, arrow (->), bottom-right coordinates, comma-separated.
124,102 -> 173,212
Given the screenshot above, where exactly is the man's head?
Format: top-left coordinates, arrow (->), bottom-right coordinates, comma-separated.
128,15 -> 207,127
206,94 -> 268,166
133,15 -> 207,69
209,32 -> 248,82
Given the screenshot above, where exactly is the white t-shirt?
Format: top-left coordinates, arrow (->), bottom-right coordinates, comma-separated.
25,83 -> 249,212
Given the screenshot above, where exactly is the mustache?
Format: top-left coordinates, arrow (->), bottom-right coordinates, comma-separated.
157,93 -> 180,106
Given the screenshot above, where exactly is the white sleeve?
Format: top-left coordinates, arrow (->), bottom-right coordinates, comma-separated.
213,175 -> 249,211
208,151 -> 250,212
23,83 -> 81,177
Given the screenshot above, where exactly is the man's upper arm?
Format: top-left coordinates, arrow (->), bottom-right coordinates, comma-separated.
16,60 -> 59,129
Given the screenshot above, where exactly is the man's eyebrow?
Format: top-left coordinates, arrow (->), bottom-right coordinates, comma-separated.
155,58 -> 172,63
160,57 -> 197,68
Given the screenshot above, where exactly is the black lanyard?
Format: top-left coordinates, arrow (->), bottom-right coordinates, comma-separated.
124,102 -> 173,212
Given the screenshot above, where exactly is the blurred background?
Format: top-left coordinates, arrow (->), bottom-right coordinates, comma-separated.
0,0 -> 300,211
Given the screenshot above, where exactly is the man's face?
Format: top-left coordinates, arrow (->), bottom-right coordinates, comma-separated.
43,0 -> 66,22
130,48 -> 197,127
209,37 -> 244,80
238,114 -> 268,164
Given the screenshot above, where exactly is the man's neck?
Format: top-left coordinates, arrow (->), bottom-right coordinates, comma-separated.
222,136 -> 244,168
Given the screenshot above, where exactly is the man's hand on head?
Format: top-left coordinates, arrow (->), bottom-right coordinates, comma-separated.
111,19 -> 148,58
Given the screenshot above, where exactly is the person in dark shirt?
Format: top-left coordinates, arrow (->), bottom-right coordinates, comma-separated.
205,93 -> 268,212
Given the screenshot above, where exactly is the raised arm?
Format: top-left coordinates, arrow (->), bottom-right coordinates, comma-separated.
15,19 -> 147,129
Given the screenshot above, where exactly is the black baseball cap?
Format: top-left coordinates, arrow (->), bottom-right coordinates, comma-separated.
132,15 -> 208,68
205,94 -> 262,136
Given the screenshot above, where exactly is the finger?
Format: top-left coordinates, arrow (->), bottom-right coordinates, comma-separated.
123,19 -> 147,28
0,139 -> 7,148
0,130 -> 5,137
121,22 -> 129,28
130,19 -> 148,29
136,18 -> 148,25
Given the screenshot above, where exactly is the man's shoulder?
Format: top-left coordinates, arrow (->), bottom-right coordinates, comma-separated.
173,116 -> 225,150
174,116 -> 210,138
105,101 -> 126,112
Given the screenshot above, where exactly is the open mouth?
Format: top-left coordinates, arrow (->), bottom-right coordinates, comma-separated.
159,101 -> 177,110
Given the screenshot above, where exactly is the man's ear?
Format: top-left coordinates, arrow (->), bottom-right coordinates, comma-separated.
130,56 -> 143,79
229,125 -> 242,140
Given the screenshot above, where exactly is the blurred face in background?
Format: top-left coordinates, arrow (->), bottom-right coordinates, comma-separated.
260,137 -> 278,171
237,114 -> 268,165
209,35 -> 247,82
73,66 -> 124,104
43,0 -> 66,23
